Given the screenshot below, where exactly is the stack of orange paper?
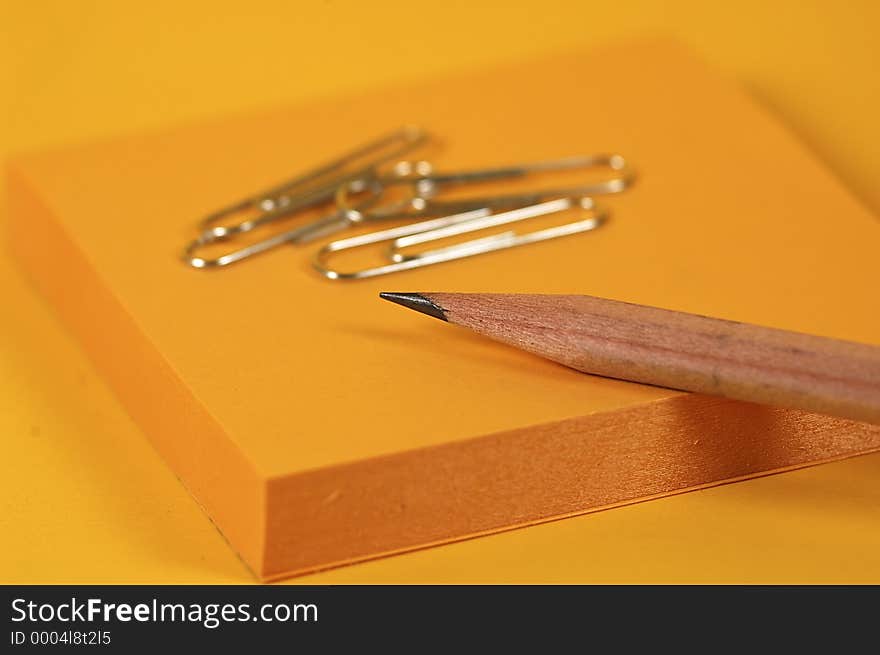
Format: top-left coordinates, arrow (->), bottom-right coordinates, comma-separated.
8,41 -> 880,580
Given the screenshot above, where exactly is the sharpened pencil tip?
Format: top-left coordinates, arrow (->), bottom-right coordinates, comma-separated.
379,292 -> 448,321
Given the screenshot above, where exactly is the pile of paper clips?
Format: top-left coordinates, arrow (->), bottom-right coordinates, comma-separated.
182,126 -> 634,279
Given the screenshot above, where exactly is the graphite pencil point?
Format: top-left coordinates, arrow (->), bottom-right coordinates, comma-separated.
379,292 -> 448,321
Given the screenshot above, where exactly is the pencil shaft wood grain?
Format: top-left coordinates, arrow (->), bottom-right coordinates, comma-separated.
424,293 -> 880,424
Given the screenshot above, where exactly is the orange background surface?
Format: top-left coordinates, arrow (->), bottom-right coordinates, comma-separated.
2,1 -> 880,583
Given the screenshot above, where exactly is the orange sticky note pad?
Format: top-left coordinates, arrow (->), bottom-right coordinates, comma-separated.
8,40 -> 880,581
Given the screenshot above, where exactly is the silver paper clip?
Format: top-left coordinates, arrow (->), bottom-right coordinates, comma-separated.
183,126 -> 429,268
312,196 -> 607,280
334,154 -> 631,221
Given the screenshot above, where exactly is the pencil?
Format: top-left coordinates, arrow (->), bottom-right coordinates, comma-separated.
379,292 -> 880,425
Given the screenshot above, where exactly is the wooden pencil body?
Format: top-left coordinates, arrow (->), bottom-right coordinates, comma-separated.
429,293 -> 880,424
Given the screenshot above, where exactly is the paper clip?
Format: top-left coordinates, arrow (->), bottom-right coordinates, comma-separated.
334,154 -> 631,222
312,196 -> 607,280
183,126 -> 429,268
